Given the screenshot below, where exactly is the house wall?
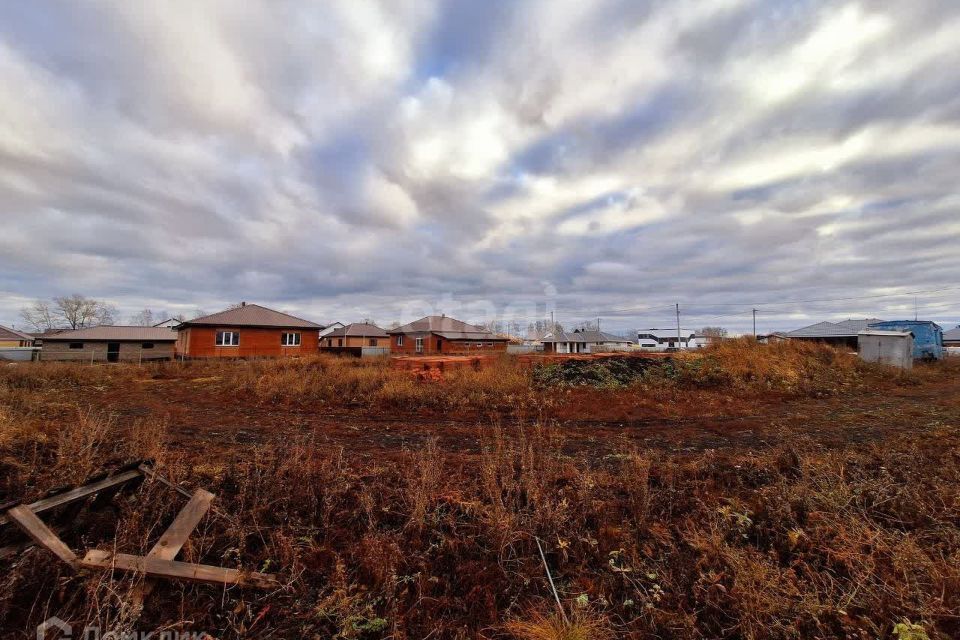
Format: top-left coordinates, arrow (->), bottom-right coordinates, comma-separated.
177,326 -> 319,358
42,341 -> 174,361
867,322 -> 943,360
389,332 -> 507,354
0,339 -> 32,347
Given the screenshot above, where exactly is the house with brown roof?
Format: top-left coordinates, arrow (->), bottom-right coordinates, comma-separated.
175,302 -> 321,358
40,326 -> 177,362
388,315 -> 508,354
0,325 -> 35,347
320,322 -> 390,354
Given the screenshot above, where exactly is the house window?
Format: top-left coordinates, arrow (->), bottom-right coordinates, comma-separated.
369,338 -> 376,347
281,332 -> 301,346
397,335 -> 404,347
337,338 -> 343,347
69,342 -> 83,349
216,331 -> 239,346
142,343 -> 154,349
415,337 -> 423,353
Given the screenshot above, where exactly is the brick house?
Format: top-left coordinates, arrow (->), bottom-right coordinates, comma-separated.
41,326 -> 176,362
388,315 -> 508,355
320,322 -> 390,354
0,325 -> 34,347
175,303 -> 321,358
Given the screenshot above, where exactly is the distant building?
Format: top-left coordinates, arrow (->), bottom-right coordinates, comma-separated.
784,318 -> 885,349
320,323 -> 390,355
388,316 -> 508,354
867,320 -> 943,360
41,326 -> 176,362
175,303 -> 322,358
319,322 -> 345,338
540,329 -> 634,354
152,318 -> 182,329
636,328 -> 700,351
0,325 -> 35,347
943,325 -> 960,347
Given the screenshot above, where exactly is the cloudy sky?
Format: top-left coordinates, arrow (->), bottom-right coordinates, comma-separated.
1,0 -> 959,334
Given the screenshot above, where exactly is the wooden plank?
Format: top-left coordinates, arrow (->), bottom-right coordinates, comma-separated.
129,488 -> 215,610
148,489 -> 214,560
81,550 -> 277,589
0,469 -> 143,528
6,506 -> 78,566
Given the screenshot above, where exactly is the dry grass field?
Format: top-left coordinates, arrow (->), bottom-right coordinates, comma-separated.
1,340 -> 959,639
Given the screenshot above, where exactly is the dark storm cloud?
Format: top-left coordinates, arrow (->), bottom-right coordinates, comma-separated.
0,0 -> 958,333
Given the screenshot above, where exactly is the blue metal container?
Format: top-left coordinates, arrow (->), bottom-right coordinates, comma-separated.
867,320 -> 943,360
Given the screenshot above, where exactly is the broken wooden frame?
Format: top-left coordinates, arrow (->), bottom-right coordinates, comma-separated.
0,463 -> 277,596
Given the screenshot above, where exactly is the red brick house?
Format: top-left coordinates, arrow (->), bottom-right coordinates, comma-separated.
175,303 -> 321,358
388,315 -> 508,355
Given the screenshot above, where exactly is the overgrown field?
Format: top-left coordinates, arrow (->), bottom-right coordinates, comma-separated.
1,342 -> 958,639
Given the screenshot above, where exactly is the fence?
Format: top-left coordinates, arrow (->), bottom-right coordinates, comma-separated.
0,347 -> 40,362
361,346 -> 390,358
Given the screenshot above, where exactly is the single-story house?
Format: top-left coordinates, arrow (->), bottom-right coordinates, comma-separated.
636,328 -> 700,351
0,325 -> 35,347
41,326 -> 176,362
320,322 -> 390,354
868,320 -> 943,360
388,315 -> 508,354
541,329 -> 634,354
785,318 -> 885,349
942,325 -> 960,347
175,302 -> 321,358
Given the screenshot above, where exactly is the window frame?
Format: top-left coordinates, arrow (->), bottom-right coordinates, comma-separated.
396,335 -> 404,347
69,342 -> 84,350
215,331 -> 240,347
142,342 -> 154,349
415,337 -> 423,353
281,332 -> 301,347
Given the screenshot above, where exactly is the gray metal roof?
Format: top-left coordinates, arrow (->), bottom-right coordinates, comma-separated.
943,326 -> 960,341
788,319 -> 885,338
325,323 -> 389,338
0,325 -> 35,341
541,329 -> 633,344
180,303 -> 321,329
42,326 -> 178,342
389,316 -> 503,340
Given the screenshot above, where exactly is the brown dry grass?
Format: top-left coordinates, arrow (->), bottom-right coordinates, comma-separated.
0,348 -> 958,638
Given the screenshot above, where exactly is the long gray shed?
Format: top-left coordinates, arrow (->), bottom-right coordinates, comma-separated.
857,330 -> 913,369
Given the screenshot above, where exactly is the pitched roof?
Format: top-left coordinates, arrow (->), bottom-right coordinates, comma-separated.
179,303 -> 321,329
0,325 -> 34,342
325,322 -> 389,338
42,326 -> 178,341
388,315 -> 504,340
541,330 -> 633,344
943,326 -> 960,342
787,319 -> 885,338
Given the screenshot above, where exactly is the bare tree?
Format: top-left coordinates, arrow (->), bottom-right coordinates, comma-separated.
19,300 -> 56,332
129,309 -> 155,326
53,294 -> 116,329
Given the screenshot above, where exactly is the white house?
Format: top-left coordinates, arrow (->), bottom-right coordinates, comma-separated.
540,329 -> 634,354
319,321 -> 345,338
636,328 -> 704,351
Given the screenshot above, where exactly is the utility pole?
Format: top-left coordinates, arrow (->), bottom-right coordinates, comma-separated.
914,296 -> 918,321
675,303 -> 681,349
550,310 -> 555,331
597,317 -> 601,333
752,308 -> 757,337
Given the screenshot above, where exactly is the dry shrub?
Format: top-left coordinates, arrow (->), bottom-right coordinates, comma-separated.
673,337 -> 860,395
505,609 -> 612,640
